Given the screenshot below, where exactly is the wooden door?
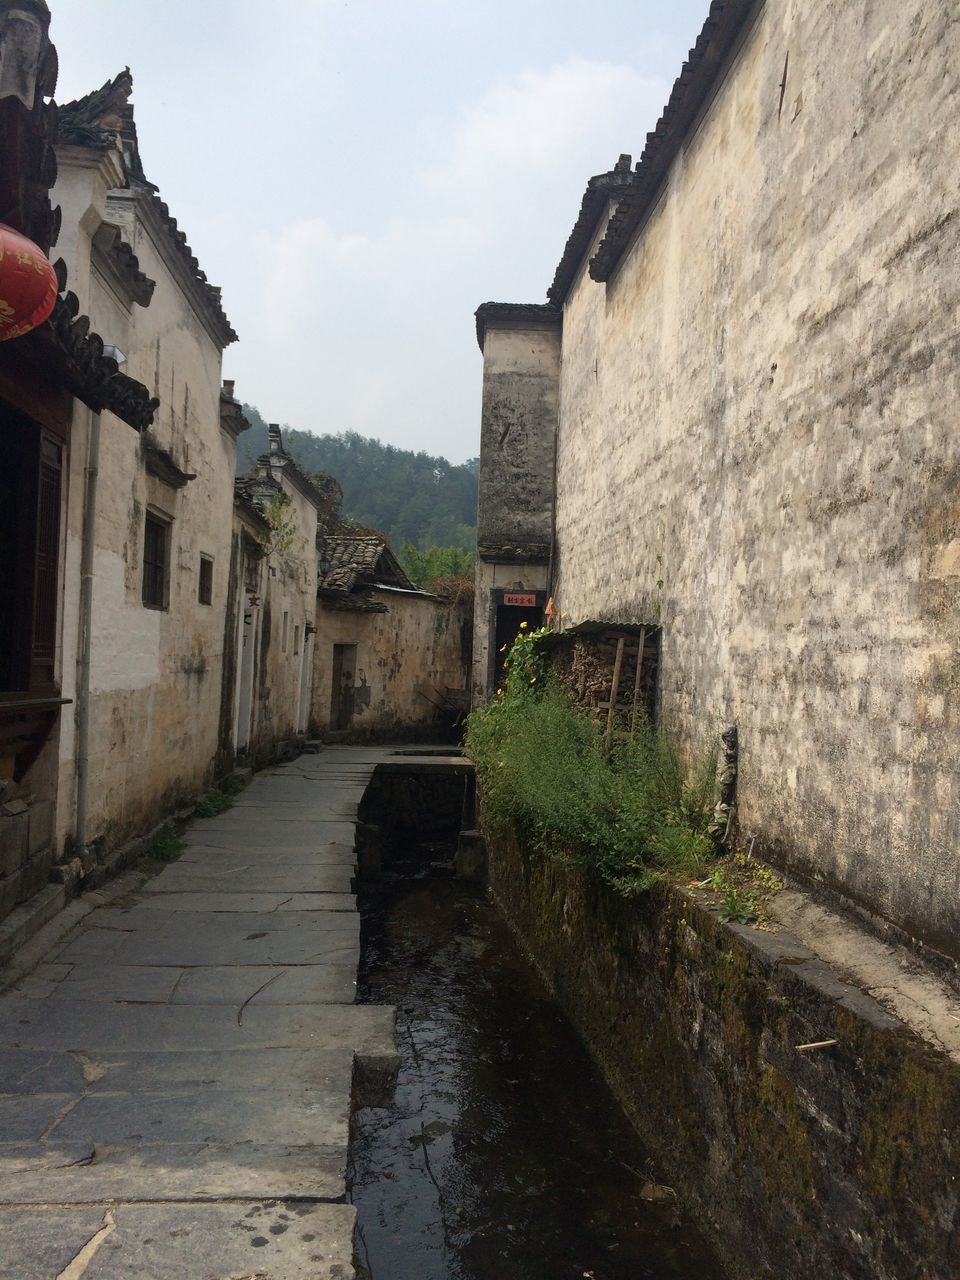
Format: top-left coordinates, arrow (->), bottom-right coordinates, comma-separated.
331,644 -> 357,731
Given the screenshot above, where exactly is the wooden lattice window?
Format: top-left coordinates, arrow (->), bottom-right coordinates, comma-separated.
142,511 -> 170,610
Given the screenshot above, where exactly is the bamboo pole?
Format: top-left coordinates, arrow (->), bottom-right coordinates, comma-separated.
605,637 -> 626,745
630,626 -> 648,736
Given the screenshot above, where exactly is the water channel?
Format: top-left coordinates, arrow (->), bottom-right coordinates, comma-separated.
348,848 -> 729,1280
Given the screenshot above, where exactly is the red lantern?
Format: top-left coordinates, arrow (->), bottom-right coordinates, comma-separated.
0,223 -> 58,342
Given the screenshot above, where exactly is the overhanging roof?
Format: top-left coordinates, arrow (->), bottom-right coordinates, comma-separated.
474,302 -> 561,352
590,0 -> 761,283
547,157 -> 635,305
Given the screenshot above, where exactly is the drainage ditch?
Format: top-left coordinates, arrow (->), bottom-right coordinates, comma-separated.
347,759 -> 728,1280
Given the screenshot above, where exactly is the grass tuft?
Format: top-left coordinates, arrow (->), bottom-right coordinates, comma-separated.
149,823 -> 184,863
193,788 -> 235,818
465,663 -> 718,897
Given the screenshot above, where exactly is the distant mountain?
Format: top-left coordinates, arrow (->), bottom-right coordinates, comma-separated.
238,407 -> 478,553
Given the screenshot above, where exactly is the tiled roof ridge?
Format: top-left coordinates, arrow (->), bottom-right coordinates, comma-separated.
317,535 -> 416,595
137,188 -> 237,345
257,428 -> 329,511
474,301 -> 561,351
91,221 -> 155,306
61,70 -> 236,344
547,157 -> 635,305
48,258 -> 159,429
590,0 -> 758,282
58,68 -> 134,151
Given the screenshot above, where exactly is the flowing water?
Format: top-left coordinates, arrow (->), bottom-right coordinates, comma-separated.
349,871 -> 728,1280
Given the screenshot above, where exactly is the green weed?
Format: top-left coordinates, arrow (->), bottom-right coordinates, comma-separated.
149,823 -> 184,863
465,648 -> 718,897
193,788 -> 234,818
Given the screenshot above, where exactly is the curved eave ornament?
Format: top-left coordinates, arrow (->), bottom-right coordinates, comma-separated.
0,221 -> 57,340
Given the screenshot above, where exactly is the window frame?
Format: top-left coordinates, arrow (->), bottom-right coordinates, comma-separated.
142,509 -> 171,611
198,554 -> 214,606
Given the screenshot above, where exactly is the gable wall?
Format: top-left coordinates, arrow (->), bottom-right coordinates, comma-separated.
552,0 -> 960,953
54,160 -> 238,851
313,592 -> 470,737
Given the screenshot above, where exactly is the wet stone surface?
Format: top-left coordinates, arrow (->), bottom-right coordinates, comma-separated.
349,874 -> 728,1280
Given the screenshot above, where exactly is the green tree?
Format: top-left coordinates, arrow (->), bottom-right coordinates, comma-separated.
238,406 -> 478,554
400,544 -> 474,588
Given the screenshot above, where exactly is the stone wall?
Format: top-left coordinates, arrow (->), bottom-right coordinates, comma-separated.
551,0 -> 960,956
312,591 -> 470,738
485,829 -> 960,1280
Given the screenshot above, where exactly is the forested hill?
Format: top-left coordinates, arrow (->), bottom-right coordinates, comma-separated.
238,407 -> 478,553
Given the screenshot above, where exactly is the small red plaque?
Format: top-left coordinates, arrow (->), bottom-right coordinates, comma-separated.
503,592 -> 536,607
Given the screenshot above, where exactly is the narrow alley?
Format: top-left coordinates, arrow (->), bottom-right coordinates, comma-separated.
0,749 -> 398,1277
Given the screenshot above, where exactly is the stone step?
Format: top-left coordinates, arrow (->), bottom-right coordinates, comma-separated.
0,883 -> 65,966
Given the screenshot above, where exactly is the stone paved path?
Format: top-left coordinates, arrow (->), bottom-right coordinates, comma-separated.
0,747 -> 398,1279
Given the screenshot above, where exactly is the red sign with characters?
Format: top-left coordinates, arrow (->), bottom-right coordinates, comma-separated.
503,592 -> 537,607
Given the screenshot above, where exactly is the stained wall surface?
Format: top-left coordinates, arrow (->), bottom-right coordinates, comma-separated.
476,325 -> 560,558
54,152 -> 237,851
312,592 -> 470,737
472,322 -> 560,703
551,0 -> 960,953
231,477 -> 319,766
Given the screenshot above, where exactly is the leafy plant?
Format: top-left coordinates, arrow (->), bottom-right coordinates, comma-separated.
717,887 -> 758,925
466,638 -> 718,897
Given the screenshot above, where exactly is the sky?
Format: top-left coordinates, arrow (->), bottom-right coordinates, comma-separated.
51,0 -> 711,463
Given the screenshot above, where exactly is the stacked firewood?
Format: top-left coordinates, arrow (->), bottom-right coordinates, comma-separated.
550,632 -> 658,722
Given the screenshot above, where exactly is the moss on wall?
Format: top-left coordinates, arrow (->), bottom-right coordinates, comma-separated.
484,826 -> 960,1280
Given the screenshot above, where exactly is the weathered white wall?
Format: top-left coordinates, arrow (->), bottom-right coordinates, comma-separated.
312,592 -> 470,736
551,0 -> 960,954
246,478 -> 318,761
54,151 -> 237,850
472,321 -> 560,704
476,324 -> 560,558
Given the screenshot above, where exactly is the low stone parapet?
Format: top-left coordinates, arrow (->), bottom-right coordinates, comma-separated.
485,829 -> 960,1280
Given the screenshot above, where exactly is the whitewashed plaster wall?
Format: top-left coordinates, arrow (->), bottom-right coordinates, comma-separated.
245,476 -> 319,760
313,591 -> 470,735
54,150 -> 237,851
551,0 -> 960,954
472,322 -> 560,703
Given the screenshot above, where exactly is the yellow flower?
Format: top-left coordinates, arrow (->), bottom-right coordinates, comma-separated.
519,621 -> 528,629
496,688 -> 503,696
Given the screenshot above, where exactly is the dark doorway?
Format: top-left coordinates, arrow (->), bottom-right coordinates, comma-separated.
0,403 -> 62,695
331,643 -> 358,731
493,595 -> 544,688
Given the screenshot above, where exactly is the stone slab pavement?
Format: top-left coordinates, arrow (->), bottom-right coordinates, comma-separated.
0,746 -> 405,1280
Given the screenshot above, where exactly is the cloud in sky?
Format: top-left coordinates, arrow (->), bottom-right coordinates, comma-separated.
242,57 -> 668,458
48,0 -> 710,462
